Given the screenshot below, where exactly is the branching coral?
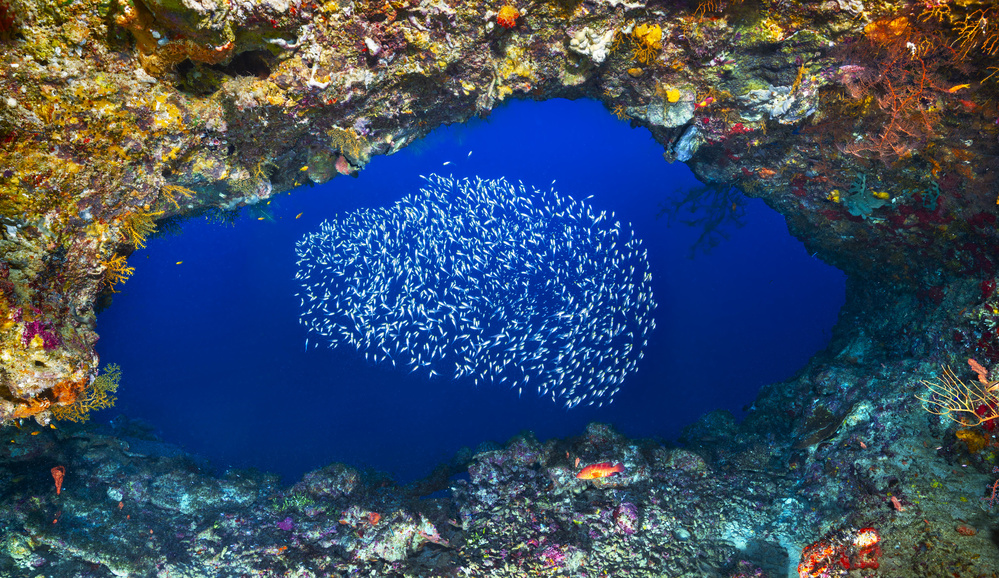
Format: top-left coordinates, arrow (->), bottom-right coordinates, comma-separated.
694,0 -> 721,20
693,0 -> 744,20
328,127 -> 368,163
51,363 -> 121,423
631,24 -> 663,65
920,1 -> 999,58
917,364 -> 999,428
956,8 -> 999,55
610,23 -> 664,65
161,185 -> 197,210
834,14 -> 956,163
254,159 -> 279,182
120,210 -> 161,249
101,254 -> 135,291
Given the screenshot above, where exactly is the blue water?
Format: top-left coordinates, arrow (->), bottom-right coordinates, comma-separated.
95,99 -> 845,484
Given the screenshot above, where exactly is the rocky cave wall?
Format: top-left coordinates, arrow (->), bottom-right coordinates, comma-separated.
0,0 -> 997,425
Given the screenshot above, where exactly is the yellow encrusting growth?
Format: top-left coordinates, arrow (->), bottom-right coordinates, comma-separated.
631,24 -> 663,65
51,364 -> 121,423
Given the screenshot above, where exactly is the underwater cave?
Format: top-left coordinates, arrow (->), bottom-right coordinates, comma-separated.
2,0 -> 999,574
94,98 -> 847,484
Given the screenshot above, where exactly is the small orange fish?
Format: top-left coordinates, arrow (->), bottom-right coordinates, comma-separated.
576,462 -> 624,480
958,99 -> 978,112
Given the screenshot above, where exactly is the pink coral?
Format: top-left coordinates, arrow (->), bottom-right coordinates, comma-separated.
335,155 -> 352,176
613,502 -> 639,535
22,320 -> 61,350
539,544 -> 565,568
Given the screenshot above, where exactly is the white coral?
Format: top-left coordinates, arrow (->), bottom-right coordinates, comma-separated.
568,28 -> 616,65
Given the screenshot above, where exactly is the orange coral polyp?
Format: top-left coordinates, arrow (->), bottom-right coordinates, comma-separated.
497,5 -> 519,29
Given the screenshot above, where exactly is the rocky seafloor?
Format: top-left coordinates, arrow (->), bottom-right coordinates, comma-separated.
4,303 -> 999,578
2,0 -> 999,575
4,277 -> 999,577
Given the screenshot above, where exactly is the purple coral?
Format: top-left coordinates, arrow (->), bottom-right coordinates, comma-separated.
351,117 -> 371,137
22,319 -> 60,349
277,516 -> 294,531
613,502 -> 639,535
539,544 -> 565,568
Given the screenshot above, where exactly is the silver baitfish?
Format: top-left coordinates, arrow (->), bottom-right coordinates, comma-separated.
294,175 -> 657,408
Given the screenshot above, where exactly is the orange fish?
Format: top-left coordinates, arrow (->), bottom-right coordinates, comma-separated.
958,99 -> 978,112
695,96 -> 715,108
51,465 -> 65,495
576,462 -> 624,480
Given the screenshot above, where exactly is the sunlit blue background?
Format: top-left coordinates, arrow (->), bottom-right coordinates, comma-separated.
95,99 -> 846,484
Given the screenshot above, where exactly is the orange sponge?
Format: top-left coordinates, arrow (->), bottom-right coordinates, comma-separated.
497,5 -> 519,29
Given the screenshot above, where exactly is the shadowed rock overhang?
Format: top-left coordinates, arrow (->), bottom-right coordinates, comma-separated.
0,0 -> 997,423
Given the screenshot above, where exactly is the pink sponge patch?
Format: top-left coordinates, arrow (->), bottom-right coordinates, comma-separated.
22,320 -> 61,350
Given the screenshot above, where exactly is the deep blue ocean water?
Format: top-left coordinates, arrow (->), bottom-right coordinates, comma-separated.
95,99 -> 846,484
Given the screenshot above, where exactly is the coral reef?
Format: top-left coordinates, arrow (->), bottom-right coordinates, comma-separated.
2,406 -> 998,575
2,0 -> 999,572
0,0 -> 996,426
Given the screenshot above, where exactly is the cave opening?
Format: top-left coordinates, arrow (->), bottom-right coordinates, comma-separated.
94,98 -> 845,484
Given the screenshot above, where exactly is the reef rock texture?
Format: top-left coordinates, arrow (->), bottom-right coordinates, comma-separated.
1,417 -> 997,577
2,0 -> 999,573
0,0 -> 997,424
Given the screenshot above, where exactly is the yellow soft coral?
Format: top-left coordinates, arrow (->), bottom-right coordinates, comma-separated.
51,364 -> 121,423
631,24 -> 662,65
917,365 -> 999,428
120,210 -> 161,249
101,254 -> 135,291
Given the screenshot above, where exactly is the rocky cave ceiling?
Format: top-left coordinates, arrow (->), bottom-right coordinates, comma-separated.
0,0 -> 997,424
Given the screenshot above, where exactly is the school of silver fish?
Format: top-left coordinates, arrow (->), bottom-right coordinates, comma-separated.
294,175 -> 657,408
